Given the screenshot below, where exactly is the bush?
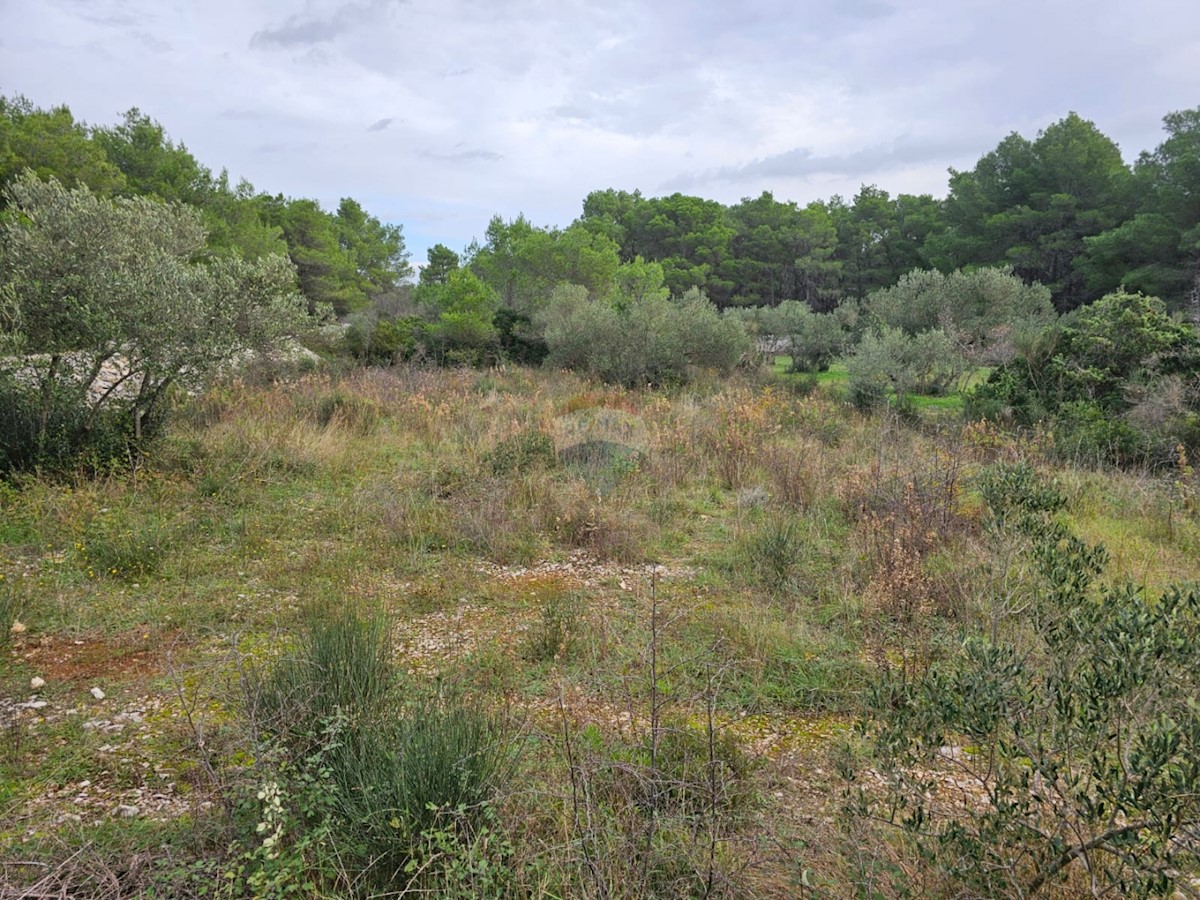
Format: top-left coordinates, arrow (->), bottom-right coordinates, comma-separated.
521,588 -> 584,663
485,428 -> 557,476
846,326 -> 967,410
539,285 -> 749,386
247,608 -> 515,893
254,605 -> 396,747
967,290 -> 1200,467
0,373 -> 155,477
329,695 -> 511,886
734,514 -> 834,598
845,465 -> 1200,897
78,516 -> 171,581
865,266 -> 1054,365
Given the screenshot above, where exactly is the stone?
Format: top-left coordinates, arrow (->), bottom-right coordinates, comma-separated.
90,686 -> 106,700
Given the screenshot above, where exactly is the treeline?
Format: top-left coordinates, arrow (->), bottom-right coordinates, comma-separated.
0,95 -> 410,315
565,109 -> 1200,315
6,95 -> 1198,324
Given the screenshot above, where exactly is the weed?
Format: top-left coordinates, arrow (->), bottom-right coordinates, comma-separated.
522,589 -> 585,664
78,515 -> 171,581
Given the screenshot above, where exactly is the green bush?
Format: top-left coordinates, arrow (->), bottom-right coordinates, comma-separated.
329,695 -> 511,886
0,373 -> 155,477
521,589 -> 584,663
734,514 -> 830,597
846,464 -> 1200,897
78,515 -> 171,581
539,286 -> 750,386
255,606 -> 395,745
967,291 -> 1200,467
248,608 -> 515,892
845,326 -> 966,409
485,428 -> 557,476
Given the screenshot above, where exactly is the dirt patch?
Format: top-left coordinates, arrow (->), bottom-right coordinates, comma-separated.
14,630 -> 186,684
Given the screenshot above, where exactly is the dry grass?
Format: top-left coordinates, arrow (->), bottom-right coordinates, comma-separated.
1,364 -> 1196,897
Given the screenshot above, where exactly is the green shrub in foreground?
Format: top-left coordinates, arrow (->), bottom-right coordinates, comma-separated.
846,463 -> 1200,897
246,608 -> 514,893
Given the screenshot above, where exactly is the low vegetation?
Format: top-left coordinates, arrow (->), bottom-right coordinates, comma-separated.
1,362 -> 1197,897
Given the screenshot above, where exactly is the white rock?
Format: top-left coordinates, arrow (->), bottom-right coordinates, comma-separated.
9,621 -> 25,634
30,676 -> 45,690
114,804 -> 140,818
90,687 -> 106,700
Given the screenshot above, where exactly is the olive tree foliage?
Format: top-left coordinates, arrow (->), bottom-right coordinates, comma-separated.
845,326 -> 967,408
767,300 -> 851,372
0,173 -> 313,470
845,463 -> 1200,897
865,267 -> 1055,366
537,284 -> 749,387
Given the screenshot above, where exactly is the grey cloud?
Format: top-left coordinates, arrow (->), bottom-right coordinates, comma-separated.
666,134 -> 986,191
251,1 -> 391,49
549,105 -> 593,122
256,141 -> 319,155
132,30 -> 171,52
367,117 -> 396,132
421,148 -> 503,162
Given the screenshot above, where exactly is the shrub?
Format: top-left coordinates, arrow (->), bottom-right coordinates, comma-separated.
0,174 -> 314,475
734,514 -> 833,598
846,326 -> 967,409
845,465 -> 1200,897
328,694 -> 512,887
539,285 -> 749,386
485,428 -> 557,476
254,605 -> 396,746
0,373 -> 153,477
247,609 -> 515,893
521,589 -> 585,663
78,515 -> 171,581
967,290 -> 1200,466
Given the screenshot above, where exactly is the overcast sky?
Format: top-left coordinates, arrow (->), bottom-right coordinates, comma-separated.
2,0 -> 1198,261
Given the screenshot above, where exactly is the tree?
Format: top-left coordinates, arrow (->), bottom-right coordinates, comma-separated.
968,290 -> 1200,464
419,243 -> 460,287
200,171 -> 289,261
92,108 -> 212,205
422,268 -> 500,364
334,198 -> 411,298
761,301 -> 847,372
865,267 -> 1055,365
845,326 -> 966,408
537,285 -> 749,386
0,95 -> 125,198
724,192 -> 841,309
468,215 -> 620,314
1079,107 -> 1200,315
929,114 -> 1133,311
0,173 -> 313,471
267,197 -> 359,314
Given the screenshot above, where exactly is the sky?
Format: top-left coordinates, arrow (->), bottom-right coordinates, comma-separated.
1,0 -> 1198,262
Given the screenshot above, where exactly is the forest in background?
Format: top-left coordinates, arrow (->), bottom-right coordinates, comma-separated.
2,94 -> 1198,320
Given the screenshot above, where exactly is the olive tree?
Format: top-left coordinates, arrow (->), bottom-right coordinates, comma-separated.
0,172 -> 314,471
844,463 -> 1200,897
866,267 -> 1055,366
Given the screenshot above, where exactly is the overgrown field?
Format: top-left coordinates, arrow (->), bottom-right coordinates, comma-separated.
1,366 -> 1197,898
